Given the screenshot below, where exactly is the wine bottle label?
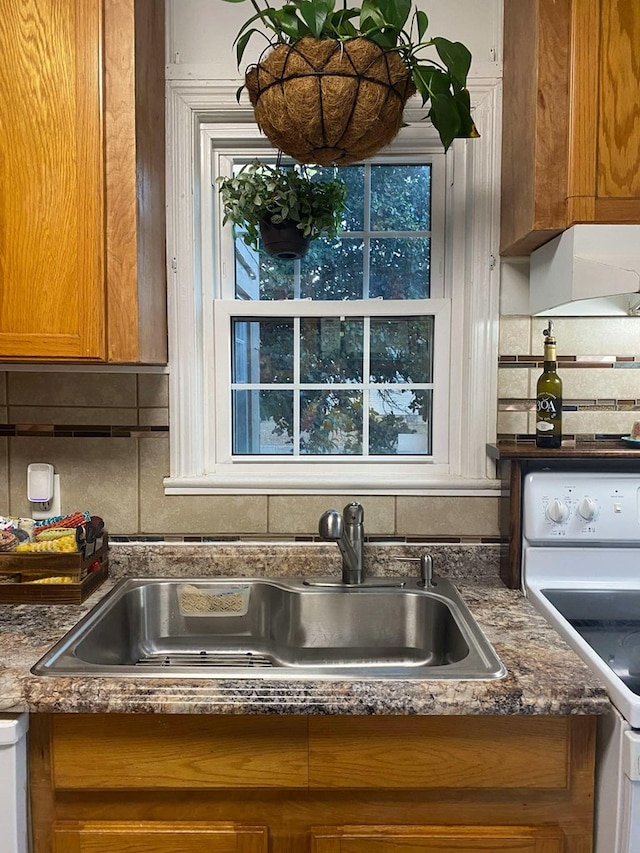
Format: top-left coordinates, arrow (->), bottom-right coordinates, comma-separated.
536,394 -> 559,416
536,421 -> 554,432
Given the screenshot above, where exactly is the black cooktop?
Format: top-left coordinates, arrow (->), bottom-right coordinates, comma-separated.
542,589 -> 640,696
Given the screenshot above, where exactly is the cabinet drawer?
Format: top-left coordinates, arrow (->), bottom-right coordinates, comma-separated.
51,715 -> 308,789
310,824 -> 565,852
53,821 -> 268,853
308,716 -> 570,789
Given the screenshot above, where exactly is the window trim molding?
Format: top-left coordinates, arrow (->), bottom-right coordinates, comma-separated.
165,81 -> 501,495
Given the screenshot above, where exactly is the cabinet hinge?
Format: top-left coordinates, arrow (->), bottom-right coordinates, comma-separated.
171,257 -> 178,272
488,254 -> 496,271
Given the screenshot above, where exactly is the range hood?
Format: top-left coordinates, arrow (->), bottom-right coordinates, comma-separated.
530,225 -> 640,316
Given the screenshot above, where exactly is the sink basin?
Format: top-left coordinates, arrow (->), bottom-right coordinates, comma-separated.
32,577 -> 505,680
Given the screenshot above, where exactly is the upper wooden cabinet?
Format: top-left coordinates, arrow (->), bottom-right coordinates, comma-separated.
500,0 -> 640,256
0,0 -> 166,363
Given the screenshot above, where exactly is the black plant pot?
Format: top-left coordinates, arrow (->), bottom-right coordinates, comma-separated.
259,219 -> 310,260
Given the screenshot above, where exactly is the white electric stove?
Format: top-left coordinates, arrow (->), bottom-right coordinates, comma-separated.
522,470 -> 640,853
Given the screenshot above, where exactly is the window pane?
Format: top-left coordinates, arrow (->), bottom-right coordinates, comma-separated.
232,319 -> 294,383
256,254 -> 296,300
369,389 -> 432,455
371,165 -> 431,231
300,238 -> 364,300
232,390 -> 293,454
234,242 -> 295,301
300,317 -> 363,383
370,316 -> 433,383
300,390 -> 363,455
369,237 -> 430,299
310,164 -> 364,231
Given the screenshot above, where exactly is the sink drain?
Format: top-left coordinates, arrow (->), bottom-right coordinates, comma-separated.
135,651 -> 274,668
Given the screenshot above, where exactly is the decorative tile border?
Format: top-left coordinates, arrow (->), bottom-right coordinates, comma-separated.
109,533 -> 504,545
498,400 -> 640,413
0,424 -> 168,437
499,355 -> 640,368
496,433 -> 630,444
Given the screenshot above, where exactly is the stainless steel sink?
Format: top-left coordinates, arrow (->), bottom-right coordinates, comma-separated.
32,577 -> 505,680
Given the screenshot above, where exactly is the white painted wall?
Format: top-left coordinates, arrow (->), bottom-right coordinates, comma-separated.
167,0 -> 503,81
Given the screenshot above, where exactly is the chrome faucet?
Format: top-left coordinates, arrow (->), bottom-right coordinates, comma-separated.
318,501 -> 365,585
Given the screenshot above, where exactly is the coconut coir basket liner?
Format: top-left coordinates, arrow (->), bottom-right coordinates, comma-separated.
245,37 -> 416,166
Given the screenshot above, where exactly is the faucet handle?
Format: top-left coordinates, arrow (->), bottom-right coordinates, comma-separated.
396,554 -> 435,589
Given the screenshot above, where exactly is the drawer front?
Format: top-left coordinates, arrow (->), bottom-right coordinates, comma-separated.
53,821 -> 268,853
308,716 -> 570,789
51,715 -> 308,789
310,824 -> 565,852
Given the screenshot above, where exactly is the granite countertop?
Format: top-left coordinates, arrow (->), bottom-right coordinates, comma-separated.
0,543 -> 610,716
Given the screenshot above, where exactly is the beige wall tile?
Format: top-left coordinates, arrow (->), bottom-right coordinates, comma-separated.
561,367 -> 640,400
497,368 -> 529,398
527,409 -> 638,435
0,438 -> 8,512
497,411 -> 528,435
7,372 -> 137,407
0,373 -> 6,405
531,317 -> 640,357
562,410 -> 639,435
396,496 -> 500,537
138,374 -> 169,407
499,316 -> 531,355
138,407 -> 169,427
527,367 -> 548,397
9,407 -> 137,426
0,406 -> 7,423
268,496 -> 395,536
8,437 -> 138,533
139,437 -> 267,534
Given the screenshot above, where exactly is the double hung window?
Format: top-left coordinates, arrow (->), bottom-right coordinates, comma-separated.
213,153 -> 451,474
165,87 -> 500,494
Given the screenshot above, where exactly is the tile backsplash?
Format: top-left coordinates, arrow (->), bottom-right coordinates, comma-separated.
3,315 -> 636,539
0,371 -> 500,540
498,316 -> 640,440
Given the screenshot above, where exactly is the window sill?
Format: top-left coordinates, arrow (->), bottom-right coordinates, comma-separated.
163,472 -> 501,496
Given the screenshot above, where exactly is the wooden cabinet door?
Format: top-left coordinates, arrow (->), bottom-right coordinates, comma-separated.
311,825 -> 565,853
53,822 -> 268,853
500,0 -> 640,255
0,0 -> 106,360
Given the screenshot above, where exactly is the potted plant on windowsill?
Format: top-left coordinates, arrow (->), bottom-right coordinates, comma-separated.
217,160 -> 348,259
221,0 -> 479,165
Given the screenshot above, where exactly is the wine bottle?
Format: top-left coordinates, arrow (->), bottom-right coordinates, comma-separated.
535,322 -> 562,448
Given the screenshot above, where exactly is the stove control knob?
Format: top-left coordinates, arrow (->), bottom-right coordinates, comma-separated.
546,499 -> 570,524
577,497 -> 598,521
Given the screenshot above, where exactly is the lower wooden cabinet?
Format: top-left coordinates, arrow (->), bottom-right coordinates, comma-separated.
311,825 -> 565,853
30,714 -> 597,853
52,822 -> 268,853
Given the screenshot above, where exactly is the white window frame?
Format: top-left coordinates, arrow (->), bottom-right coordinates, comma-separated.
165,81 -> 502,495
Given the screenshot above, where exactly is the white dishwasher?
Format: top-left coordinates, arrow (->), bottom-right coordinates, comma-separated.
0,714 -> 29,853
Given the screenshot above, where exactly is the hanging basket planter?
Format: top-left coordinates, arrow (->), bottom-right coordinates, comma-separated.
245,37 -> 416,166
259,218 -> 311,260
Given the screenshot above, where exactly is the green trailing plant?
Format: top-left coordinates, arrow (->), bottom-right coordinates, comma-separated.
220,0 -> 479,150
216,160 -> 348,251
